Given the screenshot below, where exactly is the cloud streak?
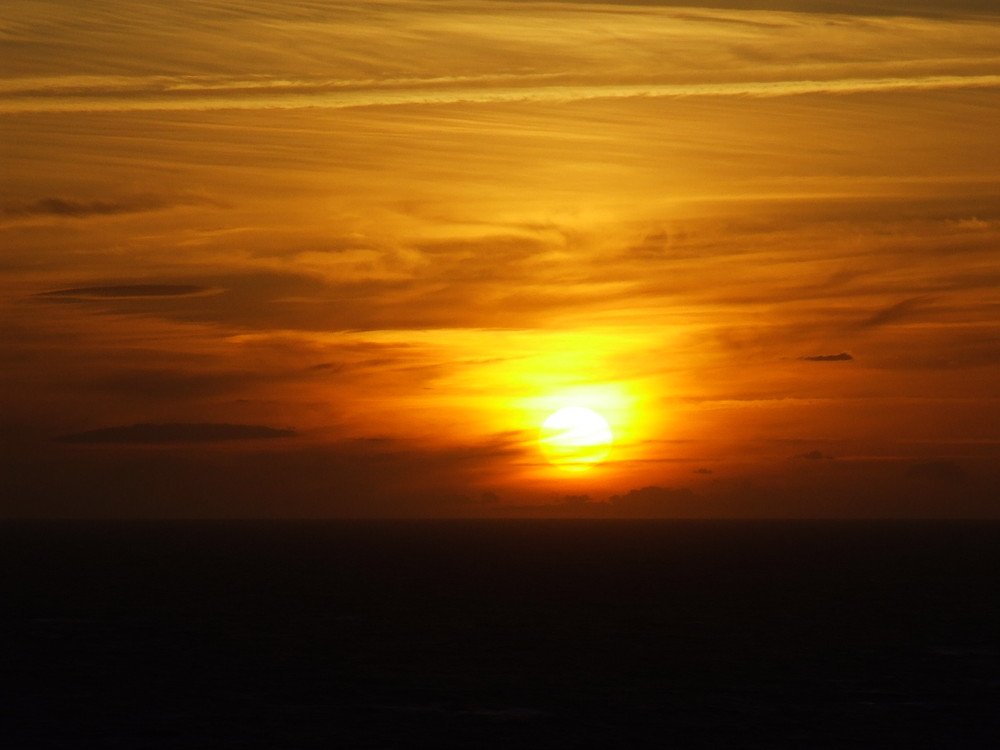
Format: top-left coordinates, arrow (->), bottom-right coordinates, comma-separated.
859,296 -> 936,329
2,194 -> 223,218
4,73 -> 999,114
40,285 -> 212,299
801,353 -> 854,362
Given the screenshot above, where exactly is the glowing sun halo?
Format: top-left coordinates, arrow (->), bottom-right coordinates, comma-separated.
539,406 -> 613,471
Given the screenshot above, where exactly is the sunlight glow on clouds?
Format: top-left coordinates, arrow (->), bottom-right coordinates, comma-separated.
2,0 -> 999,517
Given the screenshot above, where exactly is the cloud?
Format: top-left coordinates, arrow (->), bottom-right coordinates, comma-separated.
859,296 -> 935,328
800,352 -> 854,362
6,74 -> 999,115
55,423 -> 296,444
3,194 -> 219,218
546,1 -> 1000,15
28,261 -> 607,332
6,0 -> 1000,117
31,271 -> 370,331
39,285 -> 212,299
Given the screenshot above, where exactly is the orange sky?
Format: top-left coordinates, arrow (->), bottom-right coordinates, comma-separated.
2,0 -> 999,517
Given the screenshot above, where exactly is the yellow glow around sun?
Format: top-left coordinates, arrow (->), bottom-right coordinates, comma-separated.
539,406 -> 614,471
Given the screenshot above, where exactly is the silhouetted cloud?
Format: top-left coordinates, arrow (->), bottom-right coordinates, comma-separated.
800,352 -> 853,362
4,194 -> 219,218
56,423 -> 295,444
793,450 -> 834,460
693,468 -> 713,474
906,460 -> 968,484
859,297 -> 934,328
40,285 -> 210,299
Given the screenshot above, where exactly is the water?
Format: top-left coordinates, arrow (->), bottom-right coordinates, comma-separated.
2,519 -> 998,748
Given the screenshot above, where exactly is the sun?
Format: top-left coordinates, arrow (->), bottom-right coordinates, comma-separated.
539,406 -> 614,471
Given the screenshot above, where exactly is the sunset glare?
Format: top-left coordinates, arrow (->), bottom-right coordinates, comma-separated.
539,407 -> 614,471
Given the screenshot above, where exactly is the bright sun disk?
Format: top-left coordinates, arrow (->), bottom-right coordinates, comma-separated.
539,406 -> 613,471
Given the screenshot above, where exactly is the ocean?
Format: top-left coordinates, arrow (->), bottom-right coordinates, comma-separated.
2,519 -> 998,748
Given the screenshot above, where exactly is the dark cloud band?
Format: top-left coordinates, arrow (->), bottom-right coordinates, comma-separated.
40,285 -> 211,299
800,353 -> 854,362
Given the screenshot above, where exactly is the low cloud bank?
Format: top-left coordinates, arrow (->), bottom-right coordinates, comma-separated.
800,353 -> 853,362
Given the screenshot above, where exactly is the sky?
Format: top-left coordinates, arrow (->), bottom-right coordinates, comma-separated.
2,0 -> 999,518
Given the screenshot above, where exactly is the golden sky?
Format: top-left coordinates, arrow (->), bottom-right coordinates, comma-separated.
2,0 -> 999,517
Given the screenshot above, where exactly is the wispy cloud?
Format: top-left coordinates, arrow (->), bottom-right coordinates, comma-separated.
4,73 -> 999,113
4,2 -> 999,113
859,296 -> 936,328
801,353 -> 854,362
40,285 -> 211,299
3,194 -> 217,218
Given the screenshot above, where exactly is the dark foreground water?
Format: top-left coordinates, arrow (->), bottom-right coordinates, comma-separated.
2,520 -> 998,749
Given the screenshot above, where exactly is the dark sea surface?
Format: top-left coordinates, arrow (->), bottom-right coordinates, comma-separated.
2,519 -> 998,749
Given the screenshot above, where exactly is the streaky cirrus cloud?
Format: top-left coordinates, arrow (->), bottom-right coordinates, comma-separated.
858,296 -> 936,328
800,353 -> 854,362
4,74 -> 999,114
3,1 -> 1000,114
40,285 -> 212,299
533,1 -> 1000,14
2,194 -> 222,217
